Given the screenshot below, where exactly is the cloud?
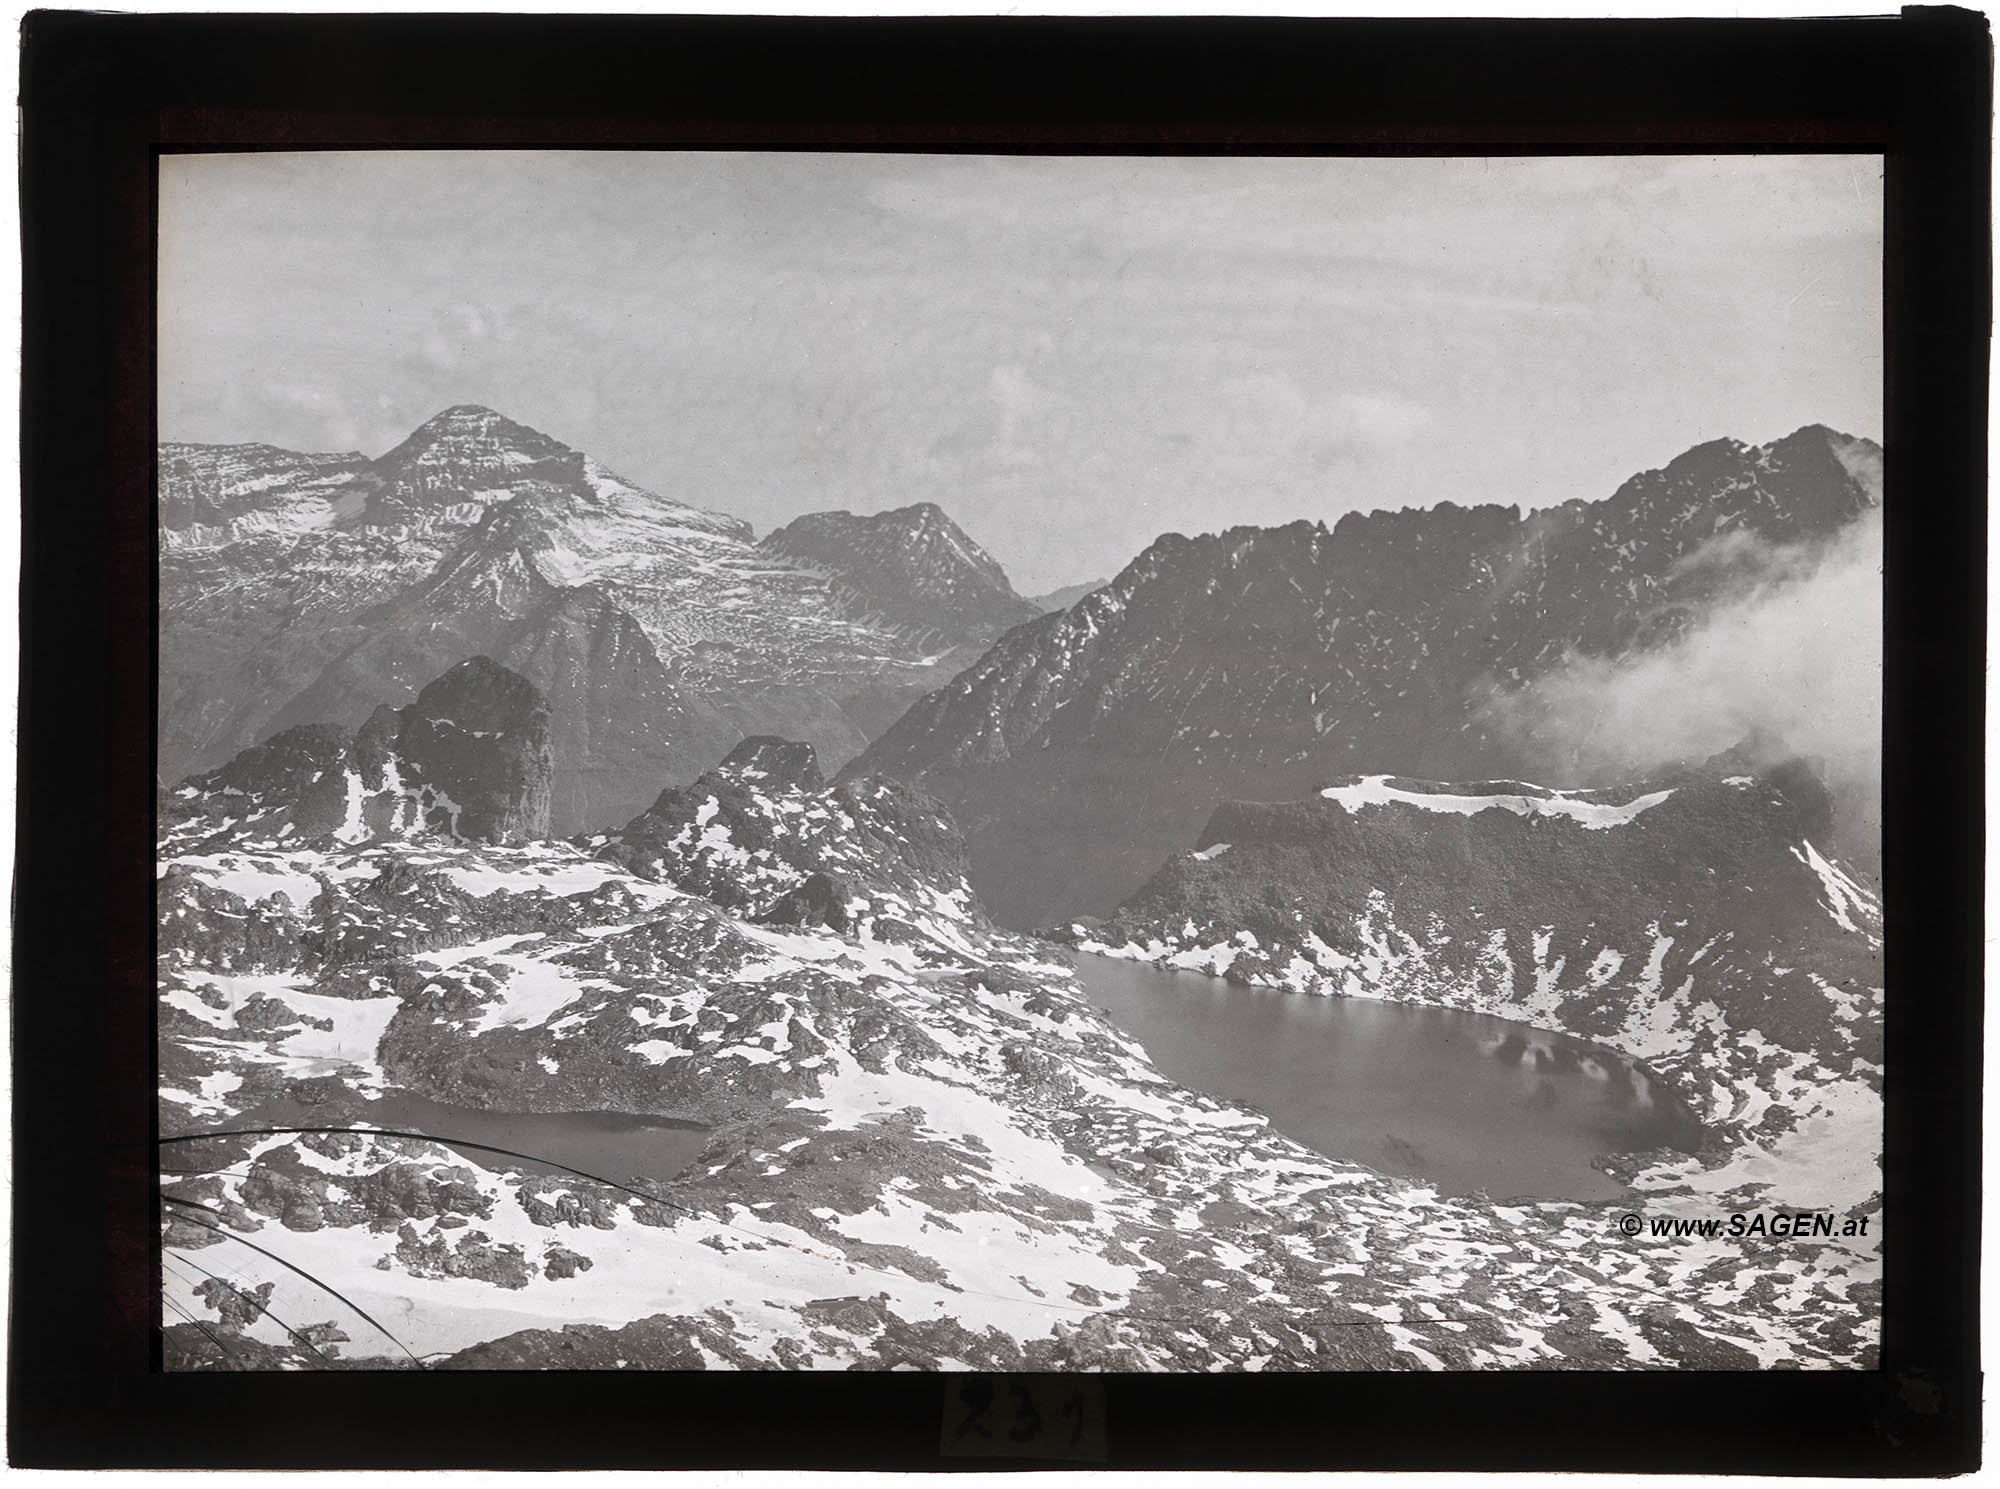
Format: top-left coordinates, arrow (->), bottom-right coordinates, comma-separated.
863,155 -> 1878,296
1211,376 -> 1433,461
411,302 -> 495,373
204,379 -> 377,455
1481,509 -> 1882,834
923,363 -> 1070,474
1313,391 -> 1436,451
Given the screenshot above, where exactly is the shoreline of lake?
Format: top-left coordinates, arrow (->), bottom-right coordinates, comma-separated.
207,1090 -> 717,1187
1072,951 -> 1702,1203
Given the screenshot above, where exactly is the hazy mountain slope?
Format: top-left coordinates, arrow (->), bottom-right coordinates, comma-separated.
160,406 -> 1020,834
849,427 -> 1881,928
759,502 -> 1040,651
1028,579 -> 1110,613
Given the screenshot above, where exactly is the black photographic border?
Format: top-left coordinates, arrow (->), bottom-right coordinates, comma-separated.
15,7 -> 1987,1472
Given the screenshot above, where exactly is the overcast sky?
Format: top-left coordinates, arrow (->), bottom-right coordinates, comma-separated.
160,151 -> 1880,594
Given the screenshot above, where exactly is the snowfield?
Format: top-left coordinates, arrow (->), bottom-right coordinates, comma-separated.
1319,774 -> 1676,829
159,800 -> 1880,1372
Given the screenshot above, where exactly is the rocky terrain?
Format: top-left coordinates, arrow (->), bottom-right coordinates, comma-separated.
157,663 -> 1879,1373
849,426 -> 1882,928
164,656 -> 555,852
161,406 -> 1032,836
1063,754 -> 1882,1336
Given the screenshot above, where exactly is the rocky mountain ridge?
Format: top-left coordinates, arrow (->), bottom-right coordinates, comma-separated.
161,406 -> 1029,837
151,413 -> 1886,1375
849,425 -> 1883,928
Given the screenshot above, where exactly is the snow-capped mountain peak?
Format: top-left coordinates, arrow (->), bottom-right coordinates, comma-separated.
160,408 -> 1038,837
375,403 -> 574,473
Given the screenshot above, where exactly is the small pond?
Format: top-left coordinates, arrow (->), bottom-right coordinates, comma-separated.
229,1091 -> 713,1187
1074,953 -> 1701,1202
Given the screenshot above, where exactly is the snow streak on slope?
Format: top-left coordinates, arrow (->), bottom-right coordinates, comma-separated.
1319,775 -> 1674,829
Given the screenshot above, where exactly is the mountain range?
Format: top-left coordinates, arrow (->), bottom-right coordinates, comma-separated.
152,408 -> 1884,1372
161,406 -> 1036,838
850,425 -> 1881,928
156,657 -> 1879,1371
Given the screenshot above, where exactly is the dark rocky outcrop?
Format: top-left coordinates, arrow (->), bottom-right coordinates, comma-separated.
702,735 -> 825,792
760,872 -> 855,933
392,655 -> 554,842
163,656 -> 554,849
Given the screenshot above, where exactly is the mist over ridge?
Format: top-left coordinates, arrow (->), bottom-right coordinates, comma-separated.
1477,506 -> 1881,857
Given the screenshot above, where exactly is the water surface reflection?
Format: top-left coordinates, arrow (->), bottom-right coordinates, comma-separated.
1075,953 -> 1700,1201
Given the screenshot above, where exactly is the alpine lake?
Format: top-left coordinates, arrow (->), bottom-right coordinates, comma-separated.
1074,952 -> 1702,1202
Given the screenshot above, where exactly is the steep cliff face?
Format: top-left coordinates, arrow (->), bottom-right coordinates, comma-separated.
160,407 -> 1023,834
850,427 -> 1881,928
163,656 -> 555,850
